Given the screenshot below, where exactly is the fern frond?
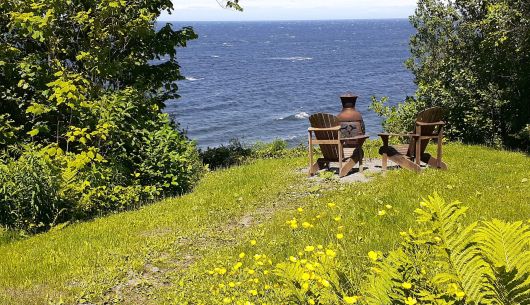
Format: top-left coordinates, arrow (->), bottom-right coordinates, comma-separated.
475,219 -> 530,304
418,193 -> 494,304
363,250 -> 405,305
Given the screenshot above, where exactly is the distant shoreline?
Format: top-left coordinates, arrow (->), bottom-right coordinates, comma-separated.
159,18 -> 411,23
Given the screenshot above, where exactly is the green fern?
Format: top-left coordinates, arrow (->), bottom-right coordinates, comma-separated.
475,219 -> 530,304
362,193 -> 530,305
418,193 -> 494,304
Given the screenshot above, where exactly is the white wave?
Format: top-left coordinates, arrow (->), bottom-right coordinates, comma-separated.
270,56 -> 313,62
277,112 -> 310,121
222,42 -> 233,47
185,77 -> 203,81
211,55 -> 220,58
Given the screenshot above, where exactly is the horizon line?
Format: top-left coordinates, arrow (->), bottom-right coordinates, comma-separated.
157,17 -> 411,23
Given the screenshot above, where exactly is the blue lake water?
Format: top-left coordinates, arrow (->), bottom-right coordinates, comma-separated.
164,19 -> 417,148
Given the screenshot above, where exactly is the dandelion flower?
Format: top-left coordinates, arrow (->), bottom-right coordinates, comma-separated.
326,249 -> 336,258
297,207 -> 304,213
302,222 -> 312,228
402,282 -> 412,289
302,273 -> 310,280
308,298 -> 315,305
334,216 -> 342,222
247,269 -> 255,275
304,245 -> 315,252
233,262 -> 243,270
368,251 -> 378,261
404,297 -> 417,305
344,296 -> 359,304
289,256 -> 297,262
239,252 -> 246,259
385,204 -> 393,209
321,279 -> 330,287
336,233 -> 344,239
377,210 -> 386,216
327,202 -> 336,208
250,240 -> 257,246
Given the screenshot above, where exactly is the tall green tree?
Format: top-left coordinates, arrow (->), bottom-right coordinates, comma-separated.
373,0 -> 530,150
0,0 -> 240,231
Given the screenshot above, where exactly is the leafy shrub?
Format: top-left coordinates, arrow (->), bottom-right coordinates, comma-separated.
0,150 -> 69,233
199,139 -> 252,170
0,1 -> 205,232
200,139 -> 307,170
369,96 -> 421,136
379,0 -> 530,150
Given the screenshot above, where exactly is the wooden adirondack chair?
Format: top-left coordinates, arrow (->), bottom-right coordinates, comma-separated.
378,107 -> 448,172
308,113 -> 369,177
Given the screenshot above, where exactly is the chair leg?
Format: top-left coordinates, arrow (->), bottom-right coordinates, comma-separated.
382,153 -> 388,171
415,138 -> 421,166
339,159 -> 355,177
338,142 -> 343,176
359,158 -> 364,173
421,153 -> 448,170
308,131 -> 313,176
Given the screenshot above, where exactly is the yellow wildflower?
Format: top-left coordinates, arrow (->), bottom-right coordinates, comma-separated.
402,282 -> 412,289
302,273 -> 310,280
368,251 -> 378,261
297,207 -> 304,212
304,245 -> 315,252
308,298 -> 315,305
239,252 -> 246,259
321,279 -> 330,287
302,222 -> 312,228
344,296 -> 359,304
334,216 -> 342,222
336,233 -> 344,239
327,202 -> 336,208
377,210 -> 386,216
385,204 -> 393,209
250,240 -> 257,246
404,297 -> 417,305
326,249 -> 336,258
247,269 -> 255,275
289,256 -> 297,262
233,262 -> 243,271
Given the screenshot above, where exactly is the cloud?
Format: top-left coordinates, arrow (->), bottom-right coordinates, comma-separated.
161,0 -> 417,21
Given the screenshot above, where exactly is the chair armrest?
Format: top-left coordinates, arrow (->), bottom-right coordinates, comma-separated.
416,121 -> 445,126
308,126 -> 341,132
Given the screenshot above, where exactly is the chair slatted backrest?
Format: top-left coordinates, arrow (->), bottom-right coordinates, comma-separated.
309,113 -> 341,161
407,107 -> 444,157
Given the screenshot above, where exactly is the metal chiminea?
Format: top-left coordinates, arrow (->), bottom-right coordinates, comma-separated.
337,92 -> 366,147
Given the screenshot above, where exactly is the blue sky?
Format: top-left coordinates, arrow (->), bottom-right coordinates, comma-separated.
158,0 -> 417,21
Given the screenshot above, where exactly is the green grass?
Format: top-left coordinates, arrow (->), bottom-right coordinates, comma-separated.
0,144 -> 528,304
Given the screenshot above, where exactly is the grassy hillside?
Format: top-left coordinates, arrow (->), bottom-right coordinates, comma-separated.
0,144 -> 528,304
